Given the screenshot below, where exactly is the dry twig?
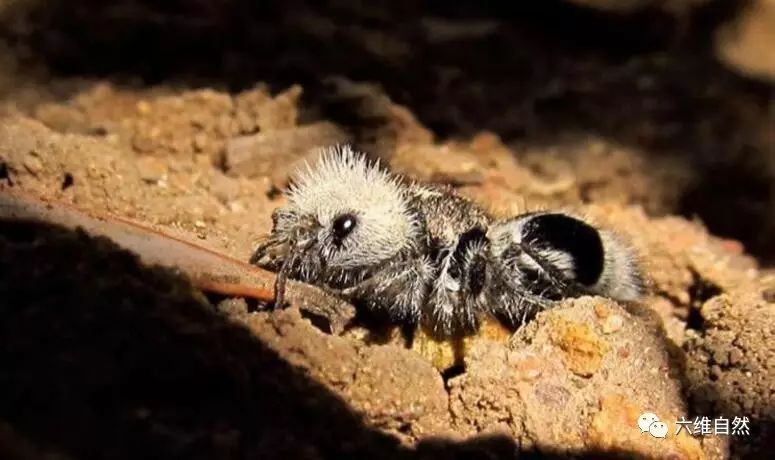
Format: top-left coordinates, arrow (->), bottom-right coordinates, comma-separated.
0,189 -> 356,333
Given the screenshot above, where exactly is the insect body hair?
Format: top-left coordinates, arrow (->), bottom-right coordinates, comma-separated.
252,145 -> 645,338
487,212 -> 644,303
592,230 -> 643,301
281,146 -> 421,270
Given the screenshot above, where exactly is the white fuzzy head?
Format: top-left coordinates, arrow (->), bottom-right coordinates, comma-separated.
282,145 -> 419,269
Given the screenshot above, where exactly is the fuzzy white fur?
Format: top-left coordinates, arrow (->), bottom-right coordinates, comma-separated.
256,145 -> 644,337
487,213 -> 642,302
593,231 -> 642,301
286,145 -> 419,268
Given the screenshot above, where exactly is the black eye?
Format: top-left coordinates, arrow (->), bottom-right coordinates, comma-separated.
332,213 -> 357,241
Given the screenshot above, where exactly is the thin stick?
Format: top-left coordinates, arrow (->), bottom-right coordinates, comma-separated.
192,279 -> 275,301
0,188 -> 277,303
0,188 -> 358,333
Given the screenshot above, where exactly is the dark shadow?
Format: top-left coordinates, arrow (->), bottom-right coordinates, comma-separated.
0,219 -> 404,459
678,161 -> 774,260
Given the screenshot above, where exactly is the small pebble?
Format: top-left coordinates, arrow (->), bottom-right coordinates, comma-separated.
602,315 -> 624,334
22,154 -> 43,175
712,349 -> 728,366
136,100 -> 152,114
236,111 -> 257,133
710,364 -> 723,380
132,134 -> 157,153
508,353 -> 543,381
217,298 -> 249,316
593,303 -> 610,319
210,174 -> 240,203
719,238 -> 744,254
192,133 -> 209,152
136,156 -> 168,183
195,153 -> 212,167
728,347 -> 744,365
216,115 -> 234,137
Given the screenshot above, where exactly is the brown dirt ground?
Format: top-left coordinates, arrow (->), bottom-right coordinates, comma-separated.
0,1 -> 773,459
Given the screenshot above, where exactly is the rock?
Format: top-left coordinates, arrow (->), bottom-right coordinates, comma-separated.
238,84 -> 303,132
448,297 -> 704,458
21,153 -> 42,176
684,293 -> 775,457
136,155 -> 168,183
238,308 -> 451,441
549,316 -> 610,377
411,318 -> 512,372
25,84 -> 307,162
224,122 -> 349,185
602,314 -> 625,334
391,144 -> 485,186
209,173 -> 241,204
588,394 -> 704,460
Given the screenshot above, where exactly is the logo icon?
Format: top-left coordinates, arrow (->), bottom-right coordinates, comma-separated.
638,412 -> 668,438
